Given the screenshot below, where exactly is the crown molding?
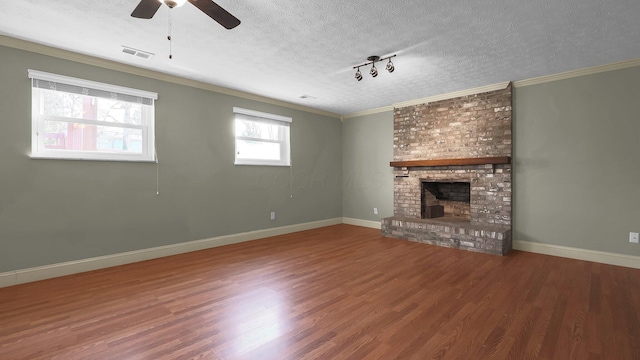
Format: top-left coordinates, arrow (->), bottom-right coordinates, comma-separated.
342,82 -> 510,119
343,105 -> 394,119
0,35 -> 341,119
512,58 -> 640,88
393,82 -> 512,110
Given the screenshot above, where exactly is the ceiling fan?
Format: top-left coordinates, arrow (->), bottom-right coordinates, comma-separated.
131,0 -> 240,29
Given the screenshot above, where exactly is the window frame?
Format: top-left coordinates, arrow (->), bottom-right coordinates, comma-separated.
233,107 -> 292,167
28,70 -> 158,162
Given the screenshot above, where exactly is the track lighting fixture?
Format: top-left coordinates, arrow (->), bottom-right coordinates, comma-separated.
353,54 -> 396,81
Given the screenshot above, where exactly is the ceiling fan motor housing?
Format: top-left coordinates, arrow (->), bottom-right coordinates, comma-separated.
164,0 -> 180,8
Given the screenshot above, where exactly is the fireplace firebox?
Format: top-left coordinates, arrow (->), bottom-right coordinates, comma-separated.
421,181 -> 471,219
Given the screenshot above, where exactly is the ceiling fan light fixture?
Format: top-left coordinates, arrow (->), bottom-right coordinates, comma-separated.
161,0 -> 188,8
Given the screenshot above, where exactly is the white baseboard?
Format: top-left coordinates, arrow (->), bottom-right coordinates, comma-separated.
513,240 -> 640,269
0,217 -> 342,288
342,217 -> 382,229
0,272 -> 17,288
340,219 -> 640,269
7,221 -> 635,289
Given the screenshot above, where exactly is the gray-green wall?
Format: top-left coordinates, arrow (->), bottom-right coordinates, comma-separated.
2,42 -> 639,274
0,45 -> 342,273
342,111 -> 394,222
513,67 -> 640,256
342,67 -> 640,257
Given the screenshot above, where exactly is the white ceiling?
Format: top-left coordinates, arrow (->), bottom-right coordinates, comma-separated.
1,0 -> 639,115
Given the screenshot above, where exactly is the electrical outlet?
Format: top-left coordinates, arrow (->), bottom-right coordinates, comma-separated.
270,212 -> 276,220
630,232 -> 639,244
373,207 -> 378,215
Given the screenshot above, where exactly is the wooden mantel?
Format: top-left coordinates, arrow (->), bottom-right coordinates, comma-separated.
390,156 -> 511,168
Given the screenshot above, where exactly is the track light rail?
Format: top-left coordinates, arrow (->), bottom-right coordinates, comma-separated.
352,54 -> 396,70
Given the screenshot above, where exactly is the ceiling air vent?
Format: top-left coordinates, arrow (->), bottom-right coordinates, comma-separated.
121,46 -> 154,60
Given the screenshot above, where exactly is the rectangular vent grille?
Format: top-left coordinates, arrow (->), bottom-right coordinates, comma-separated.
121,46 -> 154,60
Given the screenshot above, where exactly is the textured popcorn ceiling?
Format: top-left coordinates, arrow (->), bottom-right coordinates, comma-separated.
1,0 -> 639,115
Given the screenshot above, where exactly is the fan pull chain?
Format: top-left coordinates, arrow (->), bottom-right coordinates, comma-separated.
167,10 -> 173,59
155,146 -> 160,195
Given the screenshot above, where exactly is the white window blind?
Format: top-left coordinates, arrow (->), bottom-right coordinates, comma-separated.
233,107 -> 291,166
28,70 -> 158,162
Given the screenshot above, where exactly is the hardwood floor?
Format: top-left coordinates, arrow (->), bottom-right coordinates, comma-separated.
1,224 -> 639,359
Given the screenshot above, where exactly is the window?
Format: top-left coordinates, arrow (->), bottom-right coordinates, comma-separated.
233,107 -> 291,166
29,70 -> 158,162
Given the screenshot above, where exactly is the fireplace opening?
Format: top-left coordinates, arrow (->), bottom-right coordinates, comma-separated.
421,181 -> 471,219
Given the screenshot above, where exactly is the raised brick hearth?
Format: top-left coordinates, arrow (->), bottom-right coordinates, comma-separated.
382,216 -> 511,256
382,85 -> 513,255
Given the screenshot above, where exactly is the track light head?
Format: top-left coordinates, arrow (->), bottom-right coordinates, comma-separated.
386,59 -> 394,73
370,64 -> 378,77
355,68 -> 363,81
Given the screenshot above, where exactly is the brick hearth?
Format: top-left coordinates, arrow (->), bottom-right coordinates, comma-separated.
381,217 -> 511,256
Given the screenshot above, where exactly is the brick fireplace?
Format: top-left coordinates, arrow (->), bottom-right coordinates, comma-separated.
381,85 -> 512,255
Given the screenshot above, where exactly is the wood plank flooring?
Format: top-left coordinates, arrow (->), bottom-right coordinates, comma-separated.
1,224 -> 639,359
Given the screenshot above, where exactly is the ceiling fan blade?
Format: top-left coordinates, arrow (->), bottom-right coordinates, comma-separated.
131,0 -> 162,19
188,0 -> 240,29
